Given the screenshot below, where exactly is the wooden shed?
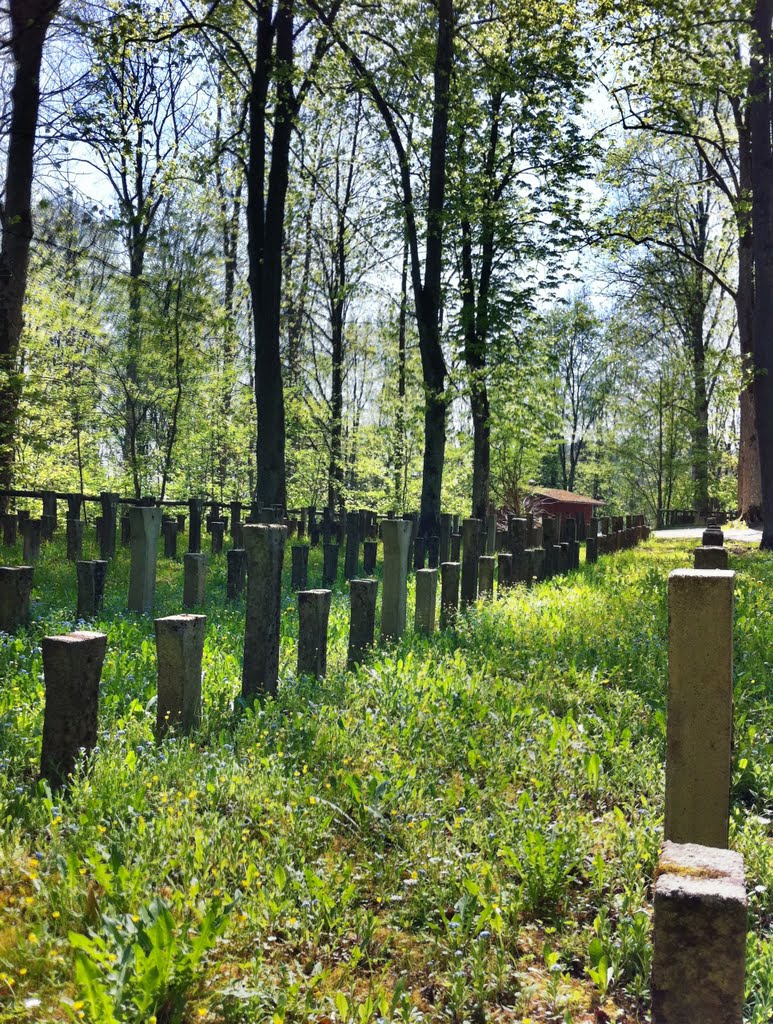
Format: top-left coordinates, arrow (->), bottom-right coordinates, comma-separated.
525,487 -> 605,527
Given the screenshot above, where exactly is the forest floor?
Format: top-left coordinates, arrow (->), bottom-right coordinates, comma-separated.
1,534 -> 773,1024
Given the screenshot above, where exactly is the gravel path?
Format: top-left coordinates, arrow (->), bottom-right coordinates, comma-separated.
653,526 -> 762,543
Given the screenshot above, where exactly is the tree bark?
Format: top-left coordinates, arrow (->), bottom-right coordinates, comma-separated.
0,0 -> 60,501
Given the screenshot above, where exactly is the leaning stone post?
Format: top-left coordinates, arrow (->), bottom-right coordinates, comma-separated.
652,841 -> 746,1024
666,569 -> 734,847
414,568 -> 438,634
0,566 -> 33,631
76,560 -> 107,619
461,518 -> 481,607
227,548 -> 247,600
127,507 -> 162,613
380,519 -> 412,641
155,614 -> 206,738
440,561 -> 460,629
66,518 -> 84,561
297,589 -> 332,678
291,545 -> 309,591
40,631 -> 107,787
478,555 -> 495,597
348,579 -> 378,668
242,524 -> 286,699
183,552 -> 208,608
23,519 -> 42,562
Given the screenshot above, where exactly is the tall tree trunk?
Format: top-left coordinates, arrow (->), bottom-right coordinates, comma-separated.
461,216 -> 490,520
749,0 -> 773,547
0,0 -> 60,502
327,218 -> 345,509
689,313 -> 711,514
394,236 -> 408,508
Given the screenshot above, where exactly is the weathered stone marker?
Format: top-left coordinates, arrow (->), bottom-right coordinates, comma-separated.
1,513 -> 17,546
291,545 -> 309,591
363,540 -> 377,575
478,555 -> 495,597
226,548 -> 247,600
461,518 -> 481,606
162,519 -> 178,559
188,498 -> 203,554
128,507 -> 162,613
345,510 -> 360,580
242,524 -> 286,699
586,536 -> 598,564
0,566 -> 33,632
414,568 -> 438,634
40,630 -> 107,787
652,841 -> 746,1024
498,552 -> 513,590
183,552 -> 208,608
508,517 -> 527,581
666,569 -> 734,848
440,561 -> 460,629
66,518 -> 84,561
121,515 -> 131,546
450,532 -> 461,561
155,613 -> 206,738
485,514 -> 497,555
22,519 -> 42,562
76,560 -> 107,619
348,579 -> 378,668
297,589 -> 332,678
99,492 -> 118,560
211,520 -> 225,554
380,519 -> 412,640
322,542 -> 339,588
439,513 -> 452,564
694,546 -> 729,570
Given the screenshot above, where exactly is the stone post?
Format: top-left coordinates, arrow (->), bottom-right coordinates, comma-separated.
242,524 -> 286,699
440,561 -> 460,629
461,518 -> 481,607
450,532 -> 461,561
66,518 -> 84,561
586,536 -> 598,564
414,568 -> 437,634
363,540 -> 377,575
652,841 -> 746,1024
188,498 -> 203,553
23,519 -> 42,562
76,560 -> 107,619
162,520 -> 178,559
508,517 -> 527,582
183,552 -> 207,608
322,542 -> 339,588
439,513 -> 452,564
345,510 -> 360,580
99,492 -> 118,560
290,544 -> 308,591
297,589 -> 332,678
380,519 -> 412,641
694,546 -> 729,570
0,566 -> 33,631
348,579 -> 378,668
542,516 -> 558,577
155,613 -> 206,738
498,552 -> 513,591
121,515 -> 131,546
526,547 -> 544,584
40,630 -> 107,787
66,494 -> 82,521
478,555 -> 495,597
413,536 -> 426,570
127,506 -> 162,614
230,502 -> 242,546
427,535 -> 440,568
666,569 -> 734,847
1,513 -> 17,546
210,520 -> 225,555
176,513 -> 186,534
485,513 -> 497,555
227,548 -> 247,600
42,490 -> 57,529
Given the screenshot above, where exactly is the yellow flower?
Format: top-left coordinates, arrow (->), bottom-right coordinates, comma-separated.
52,911 -> 60,919
27,933 -> 38,944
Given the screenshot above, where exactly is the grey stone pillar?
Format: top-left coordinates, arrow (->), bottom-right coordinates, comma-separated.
297,589 -> 332,678
652,841 -> 746,1024
40,630 -> 107,787
121,515 -> 131,546
439,513 -> 452,564
586,536 -> 598,564
66,494 -> 82,520
381,519 -> 412,641
525,548 -> 543,584
227,548 -> 247,600
450,532 -> 461,561
210,521 -> 225,555
242,524 -> 286,699
560,541 -> 570,573
23,519 -> 42,562
76,560 -> 107,619
498,553 -> 513,591
440,561 -> 460,629
188,498 -> 203,553
127,507 -> 162,614
348,579 -> 378,668
176,513 -> 186,534
413,536 -> 426,570
155,613 -> 206,738
345,510 -> 360,580
508,518 -> 527,581
666,569 -> 734,847
183,552 -> 207,608
427,535 -> 440,568
162,519 -> 178,559
485,514 -> 497,555
291,545 -> 309,591
461,518 -> 481,607
694,546 -> 729,569
478,555 -> 495,597
66,518 -> 84,561
99,492 -> 118,560
42,490 -> 58,528
363,540 -> 377,575
0,566 -> 33,631
414,568 -> 437,634
230,502 -> 242,546
1,513 -> 17,546
322,542 -> 339,588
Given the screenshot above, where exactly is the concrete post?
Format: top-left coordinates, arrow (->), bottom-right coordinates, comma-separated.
380,519 -> 412,641
128,507 -> 162,613
155,613 -> 206,738
76,560 -> 107,619
1,513 -> 17,546
694,546 -> 729,570
498,552 -> 513,591
485,514 -> 497,555
162,520 -> 178,559
297,589 -> 332,678
23,519 -> 42,562
450,532 -> 461,561
666,569 -> 734,847
363,540 -> 377,575
478,555 -> 495,597
427,535 -> 440,568
413,536 -> 426,570
121,515 -> 131,547
461,518 -> 481,607
0,566 -> 33,631
211,521 -> 225,555
439,513 -> 452,564
586,536 -> 598,564
322,542 -> 339,588
440,561 -> 460,629
227,548 -> 247,600
414,568 -> 438,634
652,841 -> 746,1024
183,552 -> 207,608
291,545 -> 309,591
188,498 -> 203,553
345,510 -> 360,580
508,518 -> 527,582
99,492 -> 118,560
42,490 -> 57,529
66,519 -> 84,561
40,630 -> 107,787
348,579 -> 378,668
242,524 -> 286,699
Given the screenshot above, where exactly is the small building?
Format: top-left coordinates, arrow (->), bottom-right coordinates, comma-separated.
525,487 -> 605,527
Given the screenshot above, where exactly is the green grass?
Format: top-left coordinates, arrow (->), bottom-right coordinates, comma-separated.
1,532 -> 773,1023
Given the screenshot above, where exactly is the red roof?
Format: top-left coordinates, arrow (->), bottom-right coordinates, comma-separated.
531,487 -> 605,506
